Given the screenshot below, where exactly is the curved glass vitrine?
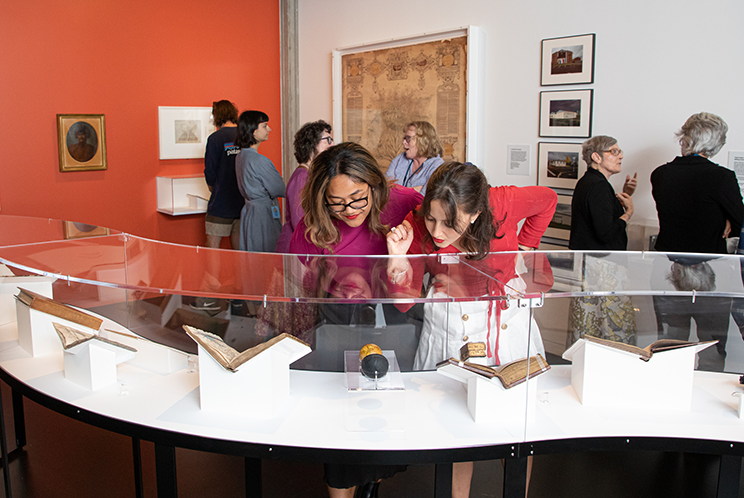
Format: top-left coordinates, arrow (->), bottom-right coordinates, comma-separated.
1,214 -> 744,497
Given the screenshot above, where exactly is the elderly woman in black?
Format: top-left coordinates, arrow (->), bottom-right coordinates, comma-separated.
569,135 -> 636,250
567,135 -> 638,346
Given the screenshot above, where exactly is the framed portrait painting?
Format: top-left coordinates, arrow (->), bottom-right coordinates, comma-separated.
158,106 -> 215,159
539,89 -> 593,138
537,142 -> 587,190
541,33 -> 595,86
63,221 -> 110,239
57,114 -> 107,172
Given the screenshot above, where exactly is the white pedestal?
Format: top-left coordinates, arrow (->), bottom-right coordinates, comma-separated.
0,276 -> 55,326
16,300 -> 100,357
64,340 -> 136,391
100,329 -> 188,374
438,363 -> 536,423
197,339 -> 311,417
563,338 -> 713,410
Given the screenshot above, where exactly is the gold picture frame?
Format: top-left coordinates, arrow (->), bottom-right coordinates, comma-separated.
63,221 -> 110,239
57,114 -> 107,172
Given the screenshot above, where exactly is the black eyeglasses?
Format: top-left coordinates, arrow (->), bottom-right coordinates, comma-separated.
319,136 -> 334,145
325,194 -> 370,213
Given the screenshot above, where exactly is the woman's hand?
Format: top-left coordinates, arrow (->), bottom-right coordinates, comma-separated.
623,172 -> 638,196
724,219 -> 732,238
386,220 -> 414,255
617,192 -> 634,221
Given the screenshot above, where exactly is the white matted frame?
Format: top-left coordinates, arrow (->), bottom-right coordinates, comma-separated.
544,194 -> 573,241
539,243 -> 584,292
332,26 -> 483,167
539,89 -> 593,138
537,142 -> 587,189
158,106 -> 215,160
541,33 -> 595,86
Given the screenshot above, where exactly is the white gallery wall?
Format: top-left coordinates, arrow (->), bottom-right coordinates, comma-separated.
298,0 -> 744,227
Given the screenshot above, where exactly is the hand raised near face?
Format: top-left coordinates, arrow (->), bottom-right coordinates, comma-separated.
623,172 -> 638,196
386,220 -> 414,255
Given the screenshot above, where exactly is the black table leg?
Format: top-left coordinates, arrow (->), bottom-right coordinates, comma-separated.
434,462 -> 453,498
503,456 -> 528,498
11,389 -> 24,450
717,454 -> 742,498
244,457 -> 262,498
132,437 -> 143,498
0,383 -> 12,498
155,443 -> 177,498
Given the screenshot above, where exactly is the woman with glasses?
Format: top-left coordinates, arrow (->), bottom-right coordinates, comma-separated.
275,120 -> 333,253
289,142 -> 421,498
566,136 -> 638,348
386,121 -> 444,195
290,141 -> 422,256
569,135 -> 637,250
235,110 -> 285,252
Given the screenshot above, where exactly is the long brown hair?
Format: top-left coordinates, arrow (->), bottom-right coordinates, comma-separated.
301,142 -> 389,253
418,161 -> 501,259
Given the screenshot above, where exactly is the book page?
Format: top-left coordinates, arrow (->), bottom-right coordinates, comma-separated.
183,325 -> 238,370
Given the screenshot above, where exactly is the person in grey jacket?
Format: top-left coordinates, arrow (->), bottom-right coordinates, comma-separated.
235,110 -> 286,252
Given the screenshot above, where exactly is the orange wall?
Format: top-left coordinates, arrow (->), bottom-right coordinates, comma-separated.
0,0 -> 282,247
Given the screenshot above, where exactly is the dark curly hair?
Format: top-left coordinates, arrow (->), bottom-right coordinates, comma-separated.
212,100 -> 238,127
294,120 -> 332,164
417,161 -> 501,260
235,110 -> 269,148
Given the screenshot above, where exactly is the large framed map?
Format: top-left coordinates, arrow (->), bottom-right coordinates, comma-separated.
332,27 -> 481,170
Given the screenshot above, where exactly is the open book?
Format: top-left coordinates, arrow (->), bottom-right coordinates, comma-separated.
16,287 -> 102,331
52,322 -> 137,353
183,325 -> 310,372
436,354 -> 551,389
583,336 -> 718,362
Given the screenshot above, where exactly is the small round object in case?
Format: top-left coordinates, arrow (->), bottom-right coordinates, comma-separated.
361,353 -> 389,380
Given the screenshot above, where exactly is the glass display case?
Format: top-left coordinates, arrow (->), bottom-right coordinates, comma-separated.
1,214 -> 743,498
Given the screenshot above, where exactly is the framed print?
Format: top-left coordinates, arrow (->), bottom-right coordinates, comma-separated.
539,89 -> 593,138
56,114 -> 107,172
63,221 -> 110,239
540,246 -> 584,292
332,26 -> 482,167
158,106 -> 215,159
541,33 -> 595,86
537,142 -> 587,189
544,194 -> 573,241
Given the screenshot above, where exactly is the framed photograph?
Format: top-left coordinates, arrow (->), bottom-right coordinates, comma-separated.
544,194 -> 573,241
56,114 -> 107,172
541,34 -> 595,86
158,106 -> 215,159
539,89 -> 593,138
537,142 -> 588,189
63,221 -> 110,239
539,242 -> 583,292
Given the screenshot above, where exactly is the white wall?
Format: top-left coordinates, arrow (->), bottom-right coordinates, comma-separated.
298,0 -> 744,226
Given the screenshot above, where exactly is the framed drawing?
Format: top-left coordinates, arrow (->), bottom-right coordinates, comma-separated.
56,114 -> 107,172
158,107 -> 215,159
537,142 -> 587,190
63,221 -> 110,239
539,89 -> 593,138
332,26 -> 482,169
544,194 -> 573,241
541,34 -> 595,86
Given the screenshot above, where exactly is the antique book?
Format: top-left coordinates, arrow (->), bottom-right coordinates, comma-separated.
583,335 -> 718,362
52,322 -> 137,353
460,342 -> 486,361
16,287 -> 103,331
436,354 -> 551,389
183,325 -> 310,372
